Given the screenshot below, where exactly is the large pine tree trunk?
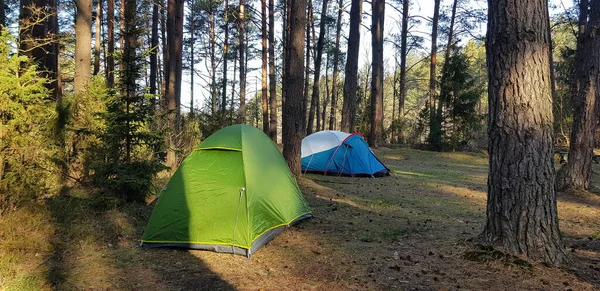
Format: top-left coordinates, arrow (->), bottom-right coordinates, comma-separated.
369,0 -> 384,147
322,50 -> 330,131
189,5 -> 195,115
0,0 -> 4,28
93,0 -> 102,75
427,0 -> 441,148
556,0 -> 600,191
268,0 -> 277,142
283,0 -> 306,176
261,0 -> 269,134
122,0 -> 137,162
209,2 -> 216,115
107,0 -> 115,88
238,0 -> 246,124
483,0 -> 567,265
307,0 -> 329,135
165,0 -> 184,169
75,0 -> 92,93
303,0 -> 312,133
340,0 -> 361,132
398,0 -> 408,125
150,0 -> 159,96
221,0 -> 229,113
433,0 -> 458,149
19,0 -> 47,65
46,0 -> 61,102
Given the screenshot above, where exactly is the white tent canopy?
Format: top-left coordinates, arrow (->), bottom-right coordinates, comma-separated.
301,130 -> 350,158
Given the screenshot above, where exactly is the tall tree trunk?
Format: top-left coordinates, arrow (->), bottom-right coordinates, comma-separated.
46,0 -> 61,102
150,0 -> 158,97
268,0 -> 277,141
231,33 -> 238,123
340,0 -> 361,132
161,0 -> 167,95
322,50 -> 330,131
427,0 -> 441,148
283,0 -> 306,176
189,4 -> 195,115
221,0 -> 229,113
369,0 -> 384,147
165,0 -> 184,169
556,0 -> 600,191
119,0 -> 125,74
398,0 -> 408,143
391,54 -> 397,143
209,2 -> 216,115
19,0 -> 47,65
238,0 -> 246,123
323,0 -> 342,132
0,0 -> 4,28
303,0 -> 312,134
261,0 -> 269,134
307,0 -> 328,135
93,0 -> 102,75
107,0 -> 115,88
282,0 -> 288,106
432,0 -> 458,149
75,0 -> 92,93
483,0 -> 567,265
122,0 -> 136,162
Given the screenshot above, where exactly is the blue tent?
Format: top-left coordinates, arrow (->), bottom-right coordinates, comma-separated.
301,131 -> 390,177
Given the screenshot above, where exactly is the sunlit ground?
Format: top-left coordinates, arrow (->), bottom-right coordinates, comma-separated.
1,148 -> 599,290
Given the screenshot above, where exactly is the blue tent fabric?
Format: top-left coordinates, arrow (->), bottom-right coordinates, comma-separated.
301,133 -> 389,176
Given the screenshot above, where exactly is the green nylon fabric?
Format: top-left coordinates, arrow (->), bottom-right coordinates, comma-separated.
141,125 -> 311,250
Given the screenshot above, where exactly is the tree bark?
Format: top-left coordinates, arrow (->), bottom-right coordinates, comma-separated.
483,0 -> 567,265
107,0 -> 115,88
399,0 -> 409,126
209,2 -> 216,115
238,0 -> 246,124
93,0 -> 102,75
75,0 -> 92,93
19,0 -> 47,65
427,0 -> 441,147
268,0 -> 277,142
340,0 -> 361,132
46,0 -> 61,102
0,0 -> 5,28
221,0 -> 229,113
322,49 -> 330,131
556,0 -> 600,191
283,0 -> 306,176
307,0 -> 329,135
122,0 -> 136,162
432,0 -> 458,149
165,0 -> 184,169
189,4 -> 195,115
303,0 -> 312,134
150,0 -> 159,96
261,0 -> 269,134
369,0 -> 384,147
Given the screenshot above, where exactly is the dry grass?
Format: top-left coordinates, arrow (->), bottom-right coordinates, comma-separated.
1,148 -> 599,290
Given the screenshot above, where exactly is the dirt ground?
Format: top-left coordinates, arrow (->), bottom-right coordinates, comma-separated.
1,148 -> 600,290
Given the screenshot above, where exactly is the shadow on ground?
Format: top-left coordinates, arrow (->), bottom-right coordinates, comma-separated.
44,196 -> 234,290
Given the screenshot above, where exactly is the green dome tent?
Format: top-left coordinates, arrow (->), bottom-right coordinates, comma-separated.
141,125 -> 312,257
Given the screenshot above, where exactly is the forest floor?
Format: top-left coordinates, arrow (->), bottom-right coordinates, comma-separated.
1,148 -> 600,290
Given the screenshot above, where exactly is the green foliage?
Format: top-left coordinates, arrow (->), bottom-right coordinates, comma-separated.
552,14 -> 577,146
84,22 -> 166,202
0,29 -> 59,210
425,46 -> 485,151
